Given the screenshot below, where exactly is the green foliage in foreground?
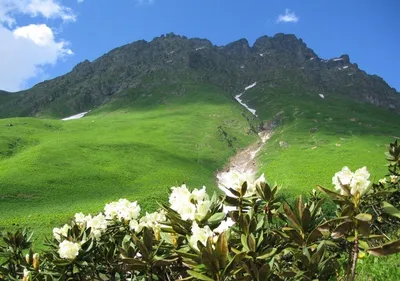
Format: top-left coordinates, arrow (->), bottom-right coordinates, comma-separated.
1,140 -> 399,281
0,83 -> 257,244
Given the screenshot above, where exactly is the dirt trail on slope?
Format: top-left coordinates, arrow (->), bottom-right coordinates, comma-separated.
216,129 -> 272,180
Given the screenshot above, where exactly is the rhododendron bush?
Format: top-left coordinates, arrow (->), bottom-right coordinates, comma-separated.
1,140 -> 400,281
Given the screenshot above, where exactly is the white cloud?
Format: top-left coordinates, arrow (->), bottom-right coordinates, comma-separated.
0,0 -> 76,91
0,24 -> 73,91
277,9 -> 299,24
77,0 -> 84,3
0,0 -> 76,25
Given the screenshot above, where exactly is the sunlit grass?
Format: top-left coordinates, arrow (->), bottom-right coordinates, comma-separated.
0,83 -> 257,245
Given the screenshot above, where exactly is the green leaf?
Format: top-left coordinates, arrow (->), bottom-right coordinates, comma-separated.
382,201 -> 400,219
241,181 -> 248,196
132,235 -> 150,260
307,228 -> 322,244
358,240 -> 369,250
225,196 -> 240,206
222,252 -> 246,276
301,208 -> 312,232
259,264 -> 271,281
297,196 -> 305,220
241,234 -> 249,251
247,233 -> 256,252
143,227 -> 153,252
355,213 -> 372,222
357,221 -> 370,236
256,248 -> 277,260
73,265 -> 80,274
368,240 -> 400,256
283,203 -> 302,232
187,270 -> 215,281
317,185 -> 348,200
331,220 -> 353,239
282,227 -> 304,245
208,212 -> 226,224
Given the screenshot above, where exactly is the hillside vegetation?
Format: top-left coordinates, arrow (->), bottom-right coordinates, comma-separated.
0,83 -> 257,241
0,33 -> 399,279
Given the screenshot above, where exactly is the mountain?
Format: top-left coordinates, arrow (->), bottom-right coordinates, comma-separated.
0,33 -> 398,118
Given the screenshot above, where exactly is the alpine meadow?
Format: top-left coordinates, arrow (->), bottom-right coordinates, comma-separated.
1,32 -> 400,280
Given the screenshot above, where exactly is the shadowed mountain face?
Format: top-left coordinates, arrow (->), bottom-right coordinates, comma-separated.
0,33 -> 398,118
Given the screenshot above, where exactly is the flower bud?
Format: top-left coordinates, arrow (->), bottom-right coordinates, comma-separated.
154,229 -> 160,241
25,253 -> 30,264
23,269 -> 30,281
33,253 -> 39,270
312,188 -> 317,197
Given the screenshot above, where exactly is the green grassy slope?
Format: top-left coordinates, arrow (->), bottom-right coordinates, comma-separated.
0,83 -> 257,242
238,86 -> 400,195
240,86 -> 400,280
1,81 -> 399,279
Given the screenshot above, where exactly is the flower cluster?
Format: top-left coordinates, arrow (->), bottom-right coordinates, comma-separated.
218,170 -> 265,197
53,198 -> 168,260
332,166 -> 371,196
189,221 -> 214,250
104,198 -> 141,222
169,185 -> 211,221
53,224 -> 70,242
74,212 -> 108,240
129,210 -> 167,234
58,240 -> 81,260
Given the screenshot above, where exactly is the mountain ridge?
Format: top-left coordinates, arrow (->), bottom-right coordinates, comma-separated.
0,32 -> 398,118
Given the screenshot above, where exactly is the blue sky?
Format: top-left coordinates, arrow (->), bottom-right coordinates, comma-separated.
0,0 -> 399,92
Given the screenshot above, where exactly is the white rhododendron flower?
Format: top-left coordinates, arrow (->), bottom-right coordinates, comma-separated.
350,167 -> 371,196
390,175 -> 398,183
104,199 -> 141,222
53,224 -> 70,242
169,184 -> 192,210
332,166 -> 371,196
169,184 -> 212,221
58,240 -> 81,260
189,221 -> 214,251
138,210 -> 167,232
86,213 -> 108,240
190,186 -> 207,202
332,166 -> 353,190
178,202 -> 197,221
379,178 -> 387,184
74,212 -> 86,225
218,170 -> 265,197
213,218 -> 235,234
195,199 -> 211,221
129,219 -> 141,232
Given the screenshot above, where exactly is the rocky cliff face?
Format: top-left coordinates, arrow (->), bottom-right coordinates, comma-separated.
0,33 -> 398,118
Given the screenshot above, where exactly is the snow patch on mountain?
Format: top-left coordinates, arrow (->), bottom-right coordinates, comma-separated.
62,111 -> 90,121
245,82 -> 257,90
234,82 -> 258,116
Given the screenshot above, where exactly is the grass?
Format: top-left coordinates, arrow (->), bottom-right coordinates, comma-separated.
240,85 -> 400,280
0,81 -> 399,278
0,83 -> 257,245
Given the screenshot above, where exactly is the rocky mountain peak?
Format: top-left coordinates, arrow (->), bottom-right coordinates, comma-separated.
223,38 -> 251,56
0,33 -> 398,118
253,33 -> 317,61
